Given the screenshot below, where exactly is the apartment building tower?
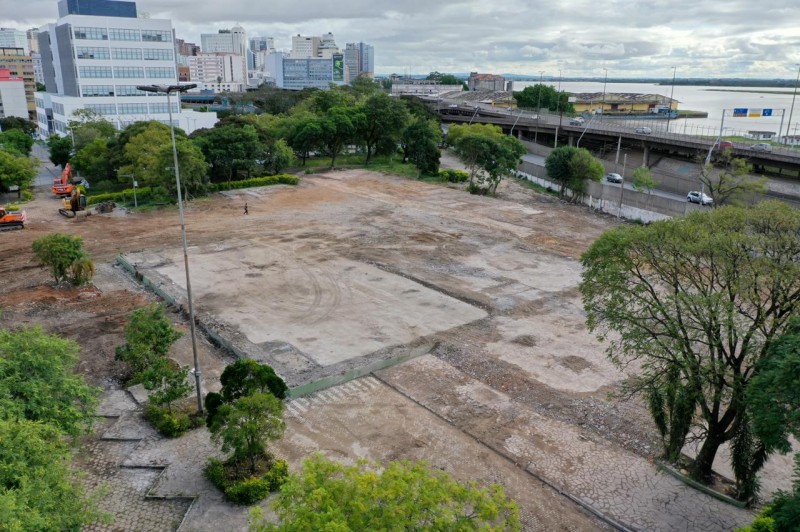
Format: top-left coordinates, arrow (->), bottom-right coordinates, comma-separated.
35,0 -> 216,136
0,47 -> 36,118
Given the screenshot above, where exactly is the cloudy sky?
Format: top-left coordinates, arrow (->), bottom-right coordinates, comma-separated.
2,0 -> 799,78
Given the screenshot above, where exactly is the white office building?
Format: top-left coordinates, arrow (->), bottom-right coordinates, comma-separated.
0,68 -> 28,119
187,53 -> 246,91
0,28 -> 29,55
35,0 -> 216,137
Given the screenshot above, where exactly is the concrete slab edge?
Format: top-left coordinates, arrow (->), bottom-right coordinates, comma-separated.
656,461 -> 749,509
287,342 -> 437,399
373,374 -> 637,532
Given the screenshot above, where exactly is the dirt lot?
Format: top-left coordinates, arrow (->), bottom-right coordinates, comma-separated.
0,161 -> 766,530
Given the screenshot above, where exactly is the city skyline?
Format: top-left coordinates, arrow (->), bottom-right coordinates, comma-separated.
1,0 -> 798,78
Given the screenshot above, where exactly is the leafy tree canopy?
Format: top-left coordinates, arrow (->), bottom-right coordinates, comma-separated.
451,124 -> 525,194
0,327 -> 99,437
544,145 -> 603,199
0,418 -> 103,530
632,166 -> 657,194
47,135 -> 73,169
115,304 -> 182,378
0,148 -> 37,197
0,128 -> 34,156
32,233 -> 91,285
252,454 -> 521,531
701,152 -> 768,207
513,84 -> 575,114
426,71 -> 465,88
580,201 -> 800,486
0,116 -> 37,135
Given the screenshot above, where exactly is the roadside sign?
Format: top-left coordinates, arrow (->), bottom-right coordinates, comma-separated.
762,109 -> 773,116
733,108 -> 748,117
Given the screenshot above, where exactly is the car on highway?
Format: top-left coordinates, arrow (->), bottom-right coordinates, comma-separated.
634,126 -> 653,134
605,172 -> 623,183
715,140 -> 734,150
687,191 -> 713,206
569,118 -> 585,126
749,143 -> 773,153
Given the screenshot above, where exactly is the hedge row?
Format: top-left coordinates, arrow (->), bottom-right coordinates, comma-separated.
210,174 -> 299,191
85,174 -> 299,205
86,187 -> 156,205
438,169 -> 470,183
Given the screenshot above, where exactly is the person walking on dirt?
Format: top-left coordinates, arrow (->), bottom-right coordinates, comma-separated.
244,202 -> 248,215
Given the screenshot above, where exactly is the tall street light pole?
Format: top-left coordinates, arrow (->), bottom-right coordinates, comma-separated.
534,70 -> 544,145
136,83 -> 204,414
785,64 -> 800,143
555,68 -> 562,148
668,66 -> 677,133
601,68 -> 608,119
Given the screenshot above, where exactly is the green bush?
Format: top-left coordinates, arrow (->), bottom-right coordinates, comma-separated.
145,403 -> 194,438
204,457 -> 288,505
210,174 -> 299,192
438,168 -> 469,183
86,187 -> 162,205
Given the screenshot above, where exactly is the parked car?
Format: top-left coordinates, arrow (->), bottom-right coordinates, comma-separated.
634,127 -> 653,134
687,191 -> 713,206
605,172 -> 623,183
749,143 -> 772,153
569,117 -> 585,126
715,140 -> 734,150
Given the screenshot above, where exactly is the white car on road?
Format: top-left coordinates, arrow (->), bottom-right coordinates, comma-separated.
687,191 -> 713,206
605,172 -> 623,183
635,126 -> 653,134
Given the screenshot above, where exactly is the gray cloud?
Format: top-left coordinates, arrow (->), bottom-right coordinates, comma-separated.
1,0 -> 798,77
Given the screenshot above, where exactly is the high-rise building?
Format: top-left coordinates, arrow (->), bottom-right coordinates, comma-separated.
290,35 -> 320,59
344,42 -> 374,81
175,38 -> 200,59
35,0 -> 217,137
187,53 -> 246,91
0,29 -> 28,54
248,36 -> 274,71
0,68 -> 28,119
27,28 -> 40,54
0,47 -> 35,118
200,25 -> 247,56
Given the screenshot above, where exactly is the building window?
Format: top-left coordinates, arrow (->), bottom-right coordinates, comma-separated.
117,103 -> 147,114
141,30 -> 171,43
85,104 -> 117,115
115,85 -> 147,97
76,46 -> 110,60
114,66 -> 144,78
146,67 -> 174,79
109,28 -> 140,41
143,49 -> 173,61
82,85 -> 114,97
74,27 -> 108,40
52,103 -> 65,115
112,47 -> 143,60
148,102 -> 179,114
79,66 -> 113,78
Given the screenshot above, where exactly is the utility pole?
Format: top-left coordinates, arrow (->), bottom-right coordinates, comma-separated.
668,66 -> 677,133
554,68 -> 562,149
618,153 -> 627,218
785,64 -> 800,143
534,70 -> 544,145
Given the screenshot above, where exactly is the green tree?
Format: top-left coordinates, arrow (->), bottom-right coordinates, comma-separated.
426,71 -> 465,89
701,153 -> 768,207
580,201 -> 800,486
0,128 -> 34,155
205,359 -> 287,427
451,124 -> 525,194
0,327 -> 99,437
514,84 -> 575,114
285,113 -> 322,165
252,454 -> 521,531
349,75 -> 381,96
0,148 -> 37,198
358,92 -> 409,164
209,392 -> 286,475
193,123 -> 260,182
401,118 -> 442,175
631,166 -> 657,194
141,358 -> 192,413
566,148 -> 604,200
0,418 -> 103,530
545,145 -> 603,199
260,138 -> 294,175
67,109 -> 117,152
115,304 -> 182,378
317,106 -> 363,168
0,116 -> 37,135
32,233 -> 93,285
47,134 -> 73,169
157,136 -> 209,196
72,137 -> 113,182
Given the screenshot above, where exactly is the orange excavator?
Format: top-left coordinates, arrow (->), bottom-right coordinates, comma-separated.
0,207 -> 26,231
52,163 -> 76,197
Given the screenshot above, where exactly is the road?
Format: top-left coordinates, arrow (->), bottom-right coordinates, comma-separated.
32,143 -> 60,188
521,153 -> 689,203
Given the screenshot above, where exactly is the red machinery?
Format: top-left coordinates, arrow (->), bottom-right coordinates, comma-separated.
0,207 -> 26,231
52,163 -> 75,196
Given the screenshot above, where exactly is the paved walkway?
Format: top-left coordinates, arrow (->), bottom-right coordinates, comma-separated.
377,356 -> 754,532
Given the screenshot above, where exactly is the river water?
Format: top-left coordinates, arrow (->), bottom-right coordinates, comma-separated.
513,81 -> 800,139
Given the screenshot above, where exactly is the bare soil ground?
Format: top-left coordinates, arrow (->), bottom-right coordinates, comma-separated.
0,161 -> 771,530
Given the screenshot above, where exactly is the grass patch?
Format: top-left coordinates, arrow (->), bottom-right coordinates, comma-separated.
300,154 -> 419,177
516,176 -> 560,197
